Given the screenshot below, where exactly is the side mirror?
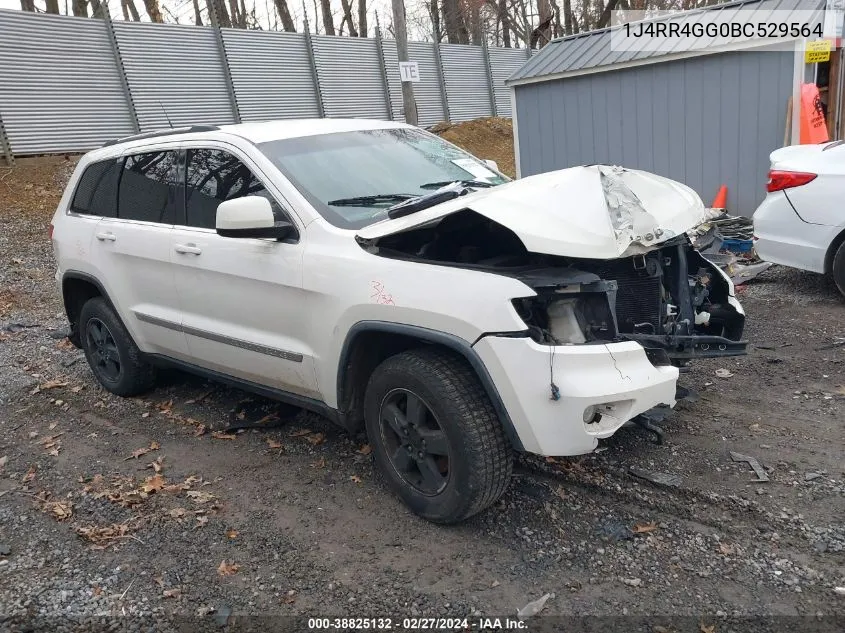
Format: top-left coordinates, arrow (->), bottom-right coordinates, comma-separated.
483,159 -> 499,172
216,196 -> 295,241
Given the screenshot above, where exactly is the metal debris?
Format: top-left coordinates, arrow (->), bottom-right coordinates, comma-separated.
629,467 -> 682,488
516,592 -> 553,619
730,451 -> 769,482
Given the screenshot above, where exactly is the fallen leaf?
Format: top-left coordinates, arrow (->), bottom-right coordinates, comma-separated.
45,500 -> 73,521
157,399 -> 174,412
141,474 -> 165,494
162,587 -> 182,599
38,379 -> 68,391
192,423 -> 207,437
554,486 -> 567,500
48,422 -> 58,430
149,441 -> 161,450
75,522 -> 133,547
357,444 -> 372,455
169,508 -> 187,519
211,431 -> 237,440
124,442 -> 159,460
256,413 -> 280,425
311,457 -> 326,469
47,448 -> 60,457
23,466 -> 36,483
71,386 -> 83,393
186,490 -> 216,504
226,529 -> 238,539
719,543 -> 734,555
282,590 -> 296,604
39,433 -> 64,445
289,428 -> 312,437
700,624 -> 716,633
195,515 -> 209,528
147,457 -> 165,473
306,432 -> 326,445
92,585 -> 102,596
266,438 -> 283,450
0,455 -> 7,469
56,338 -> 75,351
633,522 -> 659,534
153,576 -> 165,588
217,560 -> 240,576
28,431 -> 39,439
350,475 -> 362,484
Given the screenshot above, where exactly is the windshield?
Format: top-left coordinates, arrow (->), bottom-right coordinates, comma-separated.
257,128 -> 509,229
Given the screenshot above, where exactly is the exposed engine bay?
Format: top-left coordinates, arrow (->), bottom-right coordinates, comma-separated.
358,209 -> 746,363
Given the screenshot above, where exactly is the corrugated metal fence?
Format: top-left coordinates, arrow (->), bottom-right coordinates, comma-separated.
0,8 -> 530,158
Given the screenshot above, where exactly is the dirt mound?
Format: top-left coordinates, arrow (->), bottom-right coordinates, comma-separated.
433,117 -> 515,178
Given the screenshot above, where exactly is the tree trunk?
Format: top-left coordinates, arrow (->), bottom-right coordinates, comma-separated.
536,0 -> 552,46
320,0 -> 335,35
469,3 -> 481,45
595,0 -> 620,29
562,0 -> 572,34
228,0 -> 240,26
142,0 -> 164,22
357,0 -> 367,36
274,0 -> 296,31
497,0 -> 510,46
192,0 -> 203,24
238,0 -> 248,27
71,0 -> 87,16
45,0 -> 60,13
20,0 -> 35,10
340,0 -> 358,36
123,0 -> 142,20
210,0 -> 232,27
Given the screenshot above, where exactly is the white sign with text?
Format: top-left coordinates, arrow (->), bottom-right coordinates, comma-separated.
398,61 -> 420,82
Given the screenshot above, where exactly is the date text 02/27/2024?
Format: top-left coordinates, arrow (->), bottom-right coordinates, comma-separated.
307,617 -> 529,630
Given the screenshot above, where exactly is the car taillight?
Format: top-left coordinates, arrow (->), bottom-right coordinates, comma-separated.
766,170 -> 817,192
48,223 -> 54,240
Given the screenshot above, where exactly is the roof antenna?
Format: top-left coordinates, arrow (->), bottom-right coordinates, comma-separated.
158,101 -> 174,128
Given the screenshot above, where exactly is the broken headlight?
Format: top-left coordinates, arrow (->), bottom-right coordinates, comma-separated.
512,279 -> 619,345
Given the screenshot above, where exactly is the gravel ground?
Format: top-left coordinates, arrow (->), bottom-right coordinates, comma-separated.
1,157 -> 844,631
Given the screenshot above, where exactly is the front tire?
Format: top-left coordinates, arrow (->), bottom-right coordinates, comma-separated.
832,241 -> 845,297
364,348 -> 512,524
79,297 -> 155,397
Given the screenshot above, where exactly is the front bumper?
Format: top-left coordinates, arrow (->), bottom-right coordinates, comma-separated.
473,336 -> 678,456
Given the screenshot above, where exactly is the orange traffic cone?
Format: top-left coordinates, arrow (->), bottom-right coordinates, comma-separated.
711,185 -> 727,210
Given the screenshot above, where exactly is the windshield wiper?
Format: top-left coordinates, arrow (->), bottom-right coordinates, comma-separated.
328,194 -> 416,207
387,183 -> 471,219
419,179 -> 497,190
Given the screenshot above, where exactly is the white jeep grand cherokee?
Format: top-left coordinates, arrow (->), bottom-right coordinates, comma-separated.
51,119 -> 746,523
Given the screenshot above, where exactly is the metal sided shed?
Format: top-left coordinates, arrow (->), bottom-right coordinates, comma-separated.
507,0 -> 836,217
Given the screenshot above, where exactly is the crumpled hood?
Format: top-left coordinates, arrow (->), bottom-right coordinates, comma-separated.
356,165 -> 708,259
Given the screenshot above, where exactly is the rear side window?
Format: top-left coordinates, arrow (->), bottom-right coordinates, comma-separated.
117,151 -> 180,224
185,148 -> 284,230
70,159 -> 120,217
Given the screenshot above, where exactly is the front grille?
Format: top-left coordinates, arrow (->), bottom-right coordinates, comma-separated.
588,259 -> 662,333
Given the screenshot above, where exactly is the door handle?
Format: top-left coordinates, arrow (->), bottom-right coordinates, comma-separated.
95,232 -> 116,242
174,243 -> 202,255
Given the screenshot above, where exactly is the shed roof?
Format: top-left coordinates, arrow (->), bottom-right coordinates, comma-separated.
507,0 -> 824,86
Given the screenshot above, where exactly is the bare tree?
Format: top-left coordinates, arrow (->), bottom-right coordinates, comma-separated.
429,0 -> 441,40
121,0 -> 142,20
71,0 -> 87,16
274,0 -> 296,30
142,0 -> 164,22
45,0 -> 61,13
320,0 -> 335,34
358,0 -> 367,36
192,0 -> 203,24
208,0 -> 232,27
442,0 -> 469,43
20,0 -> 35,10
340,0 -> 358,35
496,0 -> 510,46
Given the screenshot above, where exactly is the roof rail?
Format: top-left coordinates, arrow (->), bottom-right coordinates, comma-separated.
101,125 -> 220,148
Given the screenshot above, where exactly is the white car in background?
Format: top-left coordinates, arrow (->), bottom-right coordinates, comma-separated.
753,140 -> 845,295
51,119 -> 747,523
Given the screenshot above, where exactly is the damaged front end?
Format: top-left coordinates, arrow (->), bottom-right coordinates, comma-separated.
510,238 -> 747,363
356,164 -> 747,364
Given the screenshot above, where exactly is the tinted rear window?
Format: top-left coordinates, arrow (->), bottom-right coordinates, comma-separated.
117,151 -> 180,224
71,159 -> 120,217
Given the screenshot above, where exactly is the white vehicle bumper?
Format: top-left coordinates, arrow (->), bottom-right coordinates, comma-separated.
474,337 -> 679,456
753,193 -> 831,274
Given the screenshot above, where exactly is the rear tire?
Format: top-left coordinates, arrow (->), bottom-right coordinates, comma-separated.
364,348 -> 512,524
833,241 -> 845,297
79,297 -> 155,397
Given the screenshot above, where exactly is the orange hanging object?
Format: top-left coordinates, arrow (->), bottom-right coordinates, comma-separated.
711,184 -> 727,209
799,83 -> 830,145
